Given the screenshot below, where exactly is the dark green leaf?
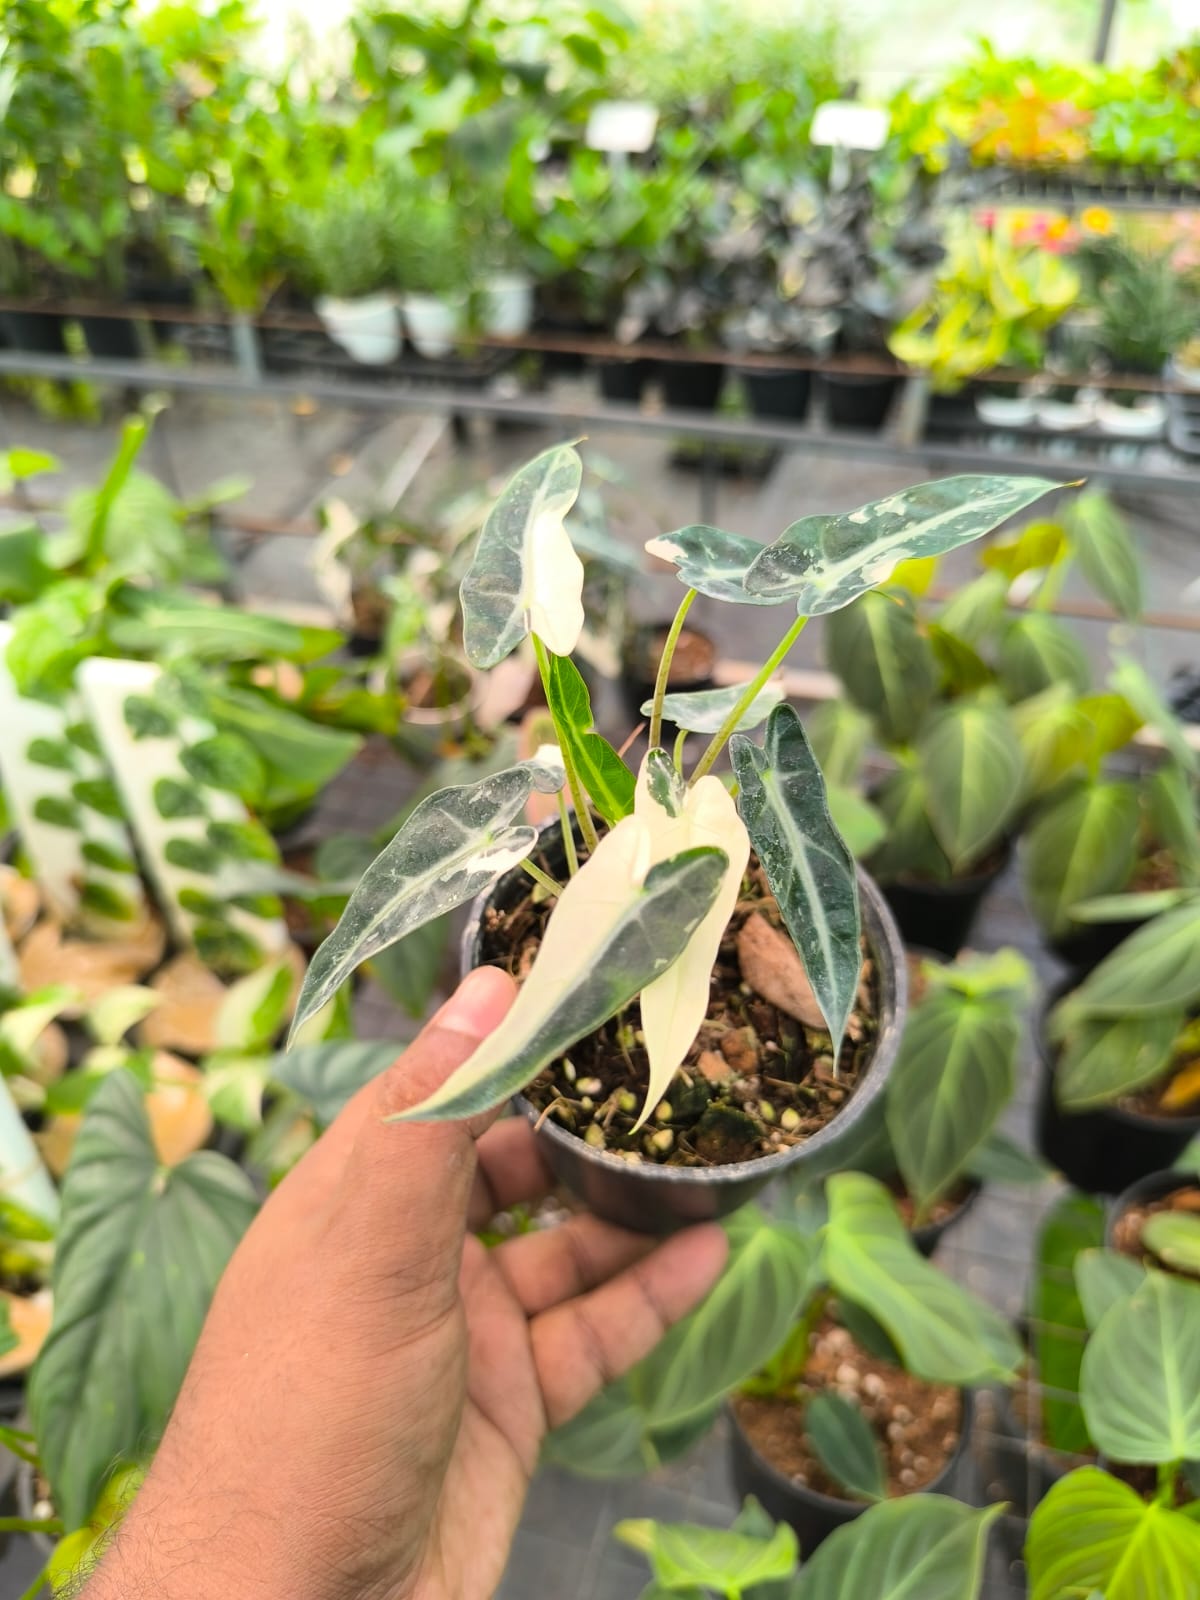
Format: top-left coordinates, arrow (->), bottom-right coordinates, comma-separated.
1022,779 -> 1139,938
80,839 -> 138,875
825,593 -> 936,745
999,613 -> 1091,701
545,653 -> 634,826
181,735 -> 267,805
731,705 -> 861,1056
269,1040 -> 398,1128
32,795 -> 80,830
123,694 -> 175,740
804,1393 -> 886,1502
1031,1192 -> 1103,1455
164,837 -> 222,875
1054,1011 -> 1182,1110
153,777 -> 207,820
928,623 -> 993,694
25,738 -> 74,772
918,700 -> 1023,872
0,527 -> 54,605
867,767 -> 951,884
207,820 -> 278,863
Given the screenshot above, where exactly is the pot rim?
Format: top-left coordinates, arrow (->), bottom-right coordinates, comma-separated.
727,1385 -> 975,1514
461,843 -> 907,1193
1039,980 -> 1200,1134
1103,1165 -> 1200,1252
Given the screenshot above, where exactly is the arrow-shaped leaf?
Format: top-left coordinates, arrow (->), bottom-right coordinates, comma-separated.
396,826 -> 729,1122
640,679 -> 785,735
545,652 -> 635,825
288,759 -> 565,1040
644,524 -> 777,606
744,475 -> 1063,615
731,704 -> 860,1057
460,443 -> 585,666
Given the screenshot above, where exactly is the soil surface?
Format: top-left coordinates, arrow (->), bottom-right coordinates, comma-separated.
887,1173 -> 976,1234
485,853 -> 879,1168
1111,1186 -> 1200,1278
733,1321 -> 962,1501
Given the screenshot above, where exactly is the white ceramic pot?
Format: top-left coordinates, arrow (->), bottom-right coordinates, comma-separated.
403,293 -> 466,358
1094,394 -> 1167,438
1166,355 -> 1200,391
481,273 -> 534,338
316,294 -> 401,365
975,391 -> 1035,427
1033,391 -> 1097,432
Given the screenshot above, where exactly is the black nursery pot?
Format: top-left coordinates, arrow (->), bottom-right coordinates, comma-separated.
1035,985 -> 1200,1195
460,844 -> 908,1235
594,355 -> 656,403
741,367 -> 811,421
618,621 -> 717,726
1104,1167 -> 1200,1253
878,853 -> 1007,961
728,1389 -> 975,1555
1046,912 -> 1150,977
660,358 -> 724,412
79,312 -> 141,360
909,1175 -> 984,1259
0,308 -> 67,355
823,373 -> 900,432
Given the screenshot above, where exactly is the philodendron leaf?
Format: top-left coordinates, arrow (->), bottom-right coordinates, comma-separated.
1081,1271 -> 1200,1462
1142,1212 -> 1200,1276
1053,1011 -> 1182,1111
1147,762 -> 1200,888
1022,779 -> 1140,939
918,700 -> 1023,873
614,1517 -> 798,1594
795,1496 -> 1001,1600
1010,685 -> 1092,798
270,1041 -> 399,1128
460,443 -> 585,666
1069,490 -> 1144,622
1027,1467 -> 1200,1600
868,766 -> 951,884
825,592 -> 937,746
805,1393 -> 886,1502
1069,889 -> 1199,925
545,652 -> 634,826
1031,1193 -> 1104,1456
395,828 -> 729,1123
1110,656 -> 1198,776
998,613 -> 1091,702
966,1129 -> 1049,1186
28,1070 -> 257,1529
743,475 -> 1062,615
887,987 -> 1019,1221
288,759 -> 564,1041
826,786 -> 887,860
629,1206 -> 817,1430
824,1174 -> 1021,1385
807,700 -> 872,790
644,524 -> 777,606
1074,1248 -> 1147,1330
633,759 -> 750,1128
937,569 -> 1009,649
1067,900 -> 1200,1018
642,680 -> 785,735
542,1380 -> 719,1481
731,705 -> 861,1058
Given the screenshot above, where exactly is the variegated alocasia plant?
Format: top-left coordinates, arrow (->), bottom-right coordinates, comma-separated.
290,446 -> 1062,1137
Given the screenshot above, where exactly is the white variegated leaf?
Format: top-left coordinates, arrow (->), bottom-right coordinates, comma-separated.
460,444 -> 585,666
634,756 -> 750,1128
644,524 -> 777,606
288,759 -> 565,1040
640,680 -> 785,735
396,821 -> 728,1123
744,475 -> 1063,615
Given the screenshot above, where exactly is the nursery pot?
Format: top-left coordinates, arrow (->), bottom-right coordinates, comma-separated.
0,309 -> 67,356
876,851 -> 1008,962
906,1175 -> 984,1259
979,1378 -> 1079,1528
481,273 -> 534,338
741,366 -> 811,422
79,311 -> 141,361
728,1388 -> 975,1554
660,359 -> 724,412
824,373 -> 899,432
402,293 -> 465,359
619,621 -> 716,726
460,848 -> 907,1235
1035,984 -> 1200,1195
974,387 -> 1035,428
594,355 -> 656,404
1046,911 -> 1151,977
316,293 -> 402,366
1105,1167 -> 1200,1262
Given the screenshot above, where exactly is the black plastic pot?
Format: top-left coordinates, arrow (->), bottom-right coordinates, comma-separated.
979,1382 -> 1078,1527
824,373 -> 899,432
908,1175 -> 984,1258
594,356 -> 655,403
729,1388 -> 975,1554
1104,1168 -> 1200,1254
79,312 -> 141,360
1035,984 -> 1200,1194
1046,912 -> 1149,976
877,854 -> 1007,961
0,309 -> 67,355
741,367 -> 811,421
460,841 -> 908,1235
660,359 -> 724,412
618,621 -> 717,726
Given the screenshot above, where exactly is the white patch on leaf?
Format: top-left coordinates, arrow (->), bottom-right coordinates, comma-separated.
527,502 -> 585,657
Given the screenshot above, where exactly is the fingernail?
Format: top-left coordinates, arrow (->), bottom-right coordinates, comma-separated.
437,966 -> 516,1040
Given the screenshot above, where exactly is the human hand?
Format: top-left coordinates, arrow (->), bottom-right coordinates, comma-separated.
83,967 -> 729,1600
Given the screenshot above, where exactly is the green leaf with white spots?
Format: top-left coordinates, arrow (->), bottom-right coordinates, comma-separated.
642,680 -> 785,735
825,592 -> 937,745
644,524 -> 776,606
731,705 -> 861,1056
743,475 -> 1062,615
288,758 -> 565,1041
918,700 -> 1023,872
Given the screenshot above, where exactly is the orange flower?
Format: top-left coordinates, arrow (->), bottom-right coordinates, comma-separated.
1080,206 -> 1114,234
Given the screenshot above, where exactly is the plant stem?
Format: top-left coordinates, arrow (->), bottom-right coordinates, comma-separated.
673,727 -> 688,775
556,790 -> 579,877
519,858 -> 563,897
0,1517 -> 64,1536
648,587 -> 699,750
689,615 -> 808,784
533,633 -> 599,858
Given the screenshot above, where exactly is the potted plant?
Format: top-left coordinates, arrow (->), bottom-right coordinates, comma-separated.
1036,895 -> 1200,1192
1081,237 -> 1197,437
285,444 -> 1063,1233
1106,1165 -> 1200,1278
290,181 -> 402,366
615,1491 -> 1001,1599
390,187 -> 475,359
728,1173 -> 1019,1551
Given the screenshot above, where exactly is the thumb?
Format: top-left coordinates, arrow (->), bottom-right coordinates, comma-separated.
334,966 -> 518,1290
